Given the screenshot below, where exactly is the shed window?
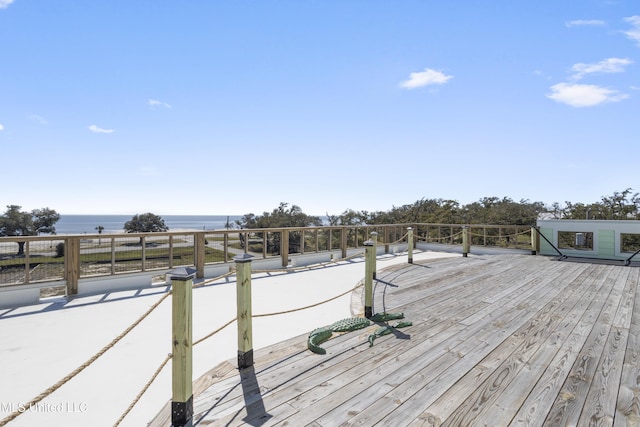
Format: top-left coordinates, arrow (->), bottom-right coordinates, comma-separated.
558,231 -> 593,251
621,233 -> 640,253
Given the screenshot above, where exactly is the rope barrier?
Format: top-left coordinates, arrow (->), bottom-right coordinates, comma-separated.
112,354 -> 172,427
253,283 -> 362,318
415,230 -> 464,242
0,291 -> 172,427
110,252 -> 370,425
468,229 -> 530,238
3,248 -> 402,426
193,318 -> 237,347
13,246 -> 413,426
376,232 -> 409,246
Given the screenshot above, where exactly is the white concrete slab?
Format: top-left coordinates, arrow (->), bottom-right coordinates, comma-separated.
0,250 -> 456,427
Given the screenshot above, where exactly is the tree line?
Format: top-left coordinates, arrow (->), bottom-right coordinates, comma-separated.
234,189 -> 640,229
1,188 -> 639,247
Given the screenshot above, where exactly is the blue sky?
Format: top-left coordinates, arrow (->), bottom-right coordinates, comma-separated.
1,1 -> 639,216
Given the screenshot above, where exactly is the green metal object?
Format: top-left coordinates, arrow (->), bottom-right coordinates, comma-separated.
368,321 -> 413,347
308,328 -> 333,355
329,317 -> 371,332
307,317 -> 371,354
370,312 -> 405,322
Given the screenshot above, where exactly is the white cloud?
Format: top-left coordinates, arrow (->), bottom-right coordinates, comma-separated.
0,0 -> 14,9
0,124 -> 4,131
565,19 -> 606,28
29,114 -> 48,125
570,57 -> 632,80
147,99 -> 171,109
624,16 -> 640,46
399,68 -> 453,89
546,82 -> 629,107
88,124 -> 115,134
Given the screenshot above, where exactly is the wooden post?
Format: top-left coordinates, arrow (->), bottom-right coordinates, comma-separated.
371,231 -> 378,280
195,232 -> 205,278
407,227 -> 414,264
384,227 -> 389,254
462,226 -> 470,257
341,227 -> 348,259
141,236 -> 147,272
235,254 -> 254,369
66,237 -> 80,296
531,226 -> 539,255
364,238 -> 374,318
315,229 -> 319,252
24,241 -> 30,284
223,232 -> 228,263
170,267 -> 196,427
110,238 -> 116,274
281,229 -> 289,267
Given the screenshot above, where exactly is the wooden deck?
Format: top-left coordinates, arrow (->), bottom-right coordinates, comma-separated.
153,254 -> 640,426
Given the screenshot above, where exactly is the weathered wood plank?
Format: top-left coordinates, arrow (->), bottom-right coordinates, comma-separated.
508,266 -> 620,427
614,267 -> 640,427
544,265 -> 629,426
175,256 -> 640,427
576,268 -> 633,426
433,264 -> 601,426
337,261 -> 583,426
481,265 -> 625,426
392,261 -> 593,426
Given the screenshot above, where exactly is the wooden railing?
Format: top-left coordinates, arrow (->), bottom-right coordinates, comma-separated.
0,223 -> 533,293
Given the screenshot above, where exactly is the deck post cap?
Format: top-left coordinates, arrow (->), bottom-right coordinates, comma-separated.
168,267 -> 197,280
233,253 -> 254,263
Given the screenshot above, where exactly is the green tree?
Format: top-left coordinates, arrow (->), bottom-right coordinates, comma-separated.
326,209 -> 369,226
238,203 -> 322,253
557,189 -> 639,220
463,197 -> 544,225
0,205 -> 61,255
124,213 -> 169,234
95,225 -> 105,244
368,198 -> 463,225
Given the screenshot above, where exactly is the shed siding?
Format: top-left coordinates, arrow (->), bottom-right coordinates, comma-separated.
598,229 -> 616,259
539,228 -> 554,255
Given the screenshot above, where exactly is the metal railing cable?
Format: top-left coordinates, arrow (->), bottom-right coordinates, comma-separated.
626,247 -> 640,266
532,226 -> 567,259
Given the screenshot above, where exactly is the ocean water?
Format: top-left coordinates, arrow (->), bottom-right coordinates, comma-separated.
55,215 -> 242,235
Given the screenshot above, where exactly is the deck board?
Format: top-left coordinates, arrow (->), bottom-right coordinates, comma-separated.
151,253 -> 640,426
